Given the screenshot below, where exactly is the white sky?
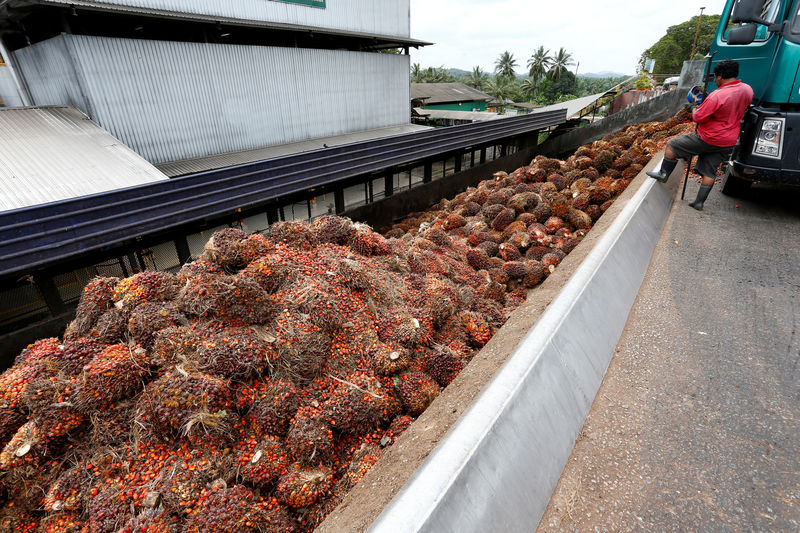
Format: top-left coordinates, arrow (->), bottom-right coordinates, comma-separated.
408,0 -> 722,76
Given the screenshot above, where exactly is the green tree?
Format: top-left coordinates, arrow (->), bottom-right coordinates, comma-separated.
464,66 -> 490,89
484,76 -> 512,105
640,14 -> 721,75
548,47 -> 574,81
527,46 -> 553,82
411,63 -> 423,83
494,51 -> 518,80
538,70 -> 579,104
520,78 -> 538,99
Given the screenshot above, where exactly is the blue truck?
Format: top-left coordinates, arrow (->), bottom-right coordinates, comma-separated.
710,0 -> 800,194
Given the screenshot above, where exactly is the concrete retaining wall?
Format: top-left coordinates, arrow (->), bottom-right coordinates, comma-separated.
367,159 -> 683,533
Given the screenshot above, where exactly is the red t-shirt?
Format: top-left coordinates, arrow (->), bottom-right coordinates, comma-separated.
692,79 -> 754,147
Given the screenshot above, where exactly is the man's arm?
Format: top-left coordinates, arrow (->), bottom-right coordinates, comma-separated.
692,92 -> 722,124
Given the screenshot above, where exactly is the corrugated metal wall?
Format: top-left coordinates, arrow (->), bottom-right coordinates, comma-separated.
13,34 -> 411,164
46,0 -> 410,39
13,38 -> 89,112
0,67 -> 24,107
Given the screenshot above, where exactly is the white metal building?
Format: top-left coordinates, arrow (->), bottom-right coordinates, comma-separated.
0,0 -> 428,166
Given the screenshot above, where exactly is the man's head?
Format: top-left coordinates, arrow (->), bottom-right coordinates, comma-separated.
713,59 -> 739,82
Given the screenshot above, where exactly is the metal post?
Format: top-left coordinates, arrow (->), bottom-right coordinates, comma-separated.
279,206 -> 286,222
307,199 -> 312,219
33,273 -> 66,315
367,180 -> 374,203
681,157 -> 693,200
423,161 -> 432,183
267,206 -> 279,224
174,236 -> 192,265
384,170 -> 394,197
455,152 -> 462,173
480,147 -> 486,164
470,150 -> 476,167
690,7 -> 706,60
118,257 -> 129,278
334,188 -> 345,214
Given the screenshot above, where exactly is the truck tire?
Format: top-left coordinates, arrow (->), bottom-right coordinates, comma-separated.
720,167 -> 751,197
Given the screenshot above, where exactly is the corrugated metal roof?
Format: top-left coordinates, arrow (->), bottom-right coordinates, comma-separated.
531,92 -> 607,119
0,106 -> 169,212
32,0 -> 427,43
412,108 -> 502,122
411,83 -> 491,105
15,34 -> 413,164
156,123 -> 432,177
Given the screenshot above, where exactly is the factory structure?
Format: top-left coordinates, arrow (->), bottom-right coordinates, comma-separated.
0,0 -> 427,167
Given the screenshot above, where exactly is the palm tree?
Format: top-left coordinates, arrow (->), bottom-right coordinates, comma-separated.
549,47 -> 574,81
520,78 -> 538,99
411,63 -> 423,83
464,66 -> 490,89
484,76 -> 511,106
526,46 -> 553,82
494,51 -> 518,80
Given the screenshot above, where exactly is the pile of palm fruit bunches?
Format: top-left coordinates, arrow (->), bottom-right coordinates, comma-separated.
0,110 -> 691,533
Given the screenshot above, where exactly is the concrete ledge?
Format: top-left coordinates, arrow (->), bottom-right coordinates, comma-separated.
368,158 -> 682,533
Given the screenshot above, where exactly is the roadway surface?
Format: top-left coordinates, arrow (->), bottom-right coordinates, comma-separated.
538,179 -> 800,531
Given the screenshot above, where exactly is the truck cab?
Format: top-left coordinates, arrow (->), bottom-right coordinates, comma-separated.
711,0 -> 800,194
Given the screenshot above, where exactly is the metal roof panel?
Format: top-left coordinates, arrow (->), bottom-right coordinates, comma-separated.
0,106 -> 169,212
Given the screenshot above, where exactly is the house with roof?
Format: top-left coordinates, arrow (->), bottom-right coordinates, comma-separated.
411,82 -> 491,112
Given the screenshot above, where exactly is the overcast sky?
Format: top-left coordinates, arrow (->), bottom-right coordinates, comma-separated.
408,0 -> 720,76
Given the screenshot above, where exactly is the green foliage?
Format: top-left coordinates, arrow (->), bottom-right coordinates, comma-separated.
484,76 -> 513,104
464,66 -> 490,90
494,51 -> 518,80
548,47 -> 575,81
411,63 -> 458,83
378,48 -> 401,54
634,73 -> 655,90
537,70 -> 578,103
527,46 -> 553,82
640,14 -> 721,75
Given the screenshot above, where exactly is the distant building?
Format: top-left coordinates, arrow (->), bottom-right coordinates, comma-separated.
0,0 -> 428,166
411,83 -> 491,112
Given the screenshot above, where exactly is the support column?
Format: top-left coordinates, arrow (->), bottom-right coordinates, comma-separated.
384,171 -> 394,198
33,273 -> 66,316
454,152 -> 462,173
267,206 -> 280,224
334,189 -> 345,214
174,236 -> 192,265
423,161 -> 433,183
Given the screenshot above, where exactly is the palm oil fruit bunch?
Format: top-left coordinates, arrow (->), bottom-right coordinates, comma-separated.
0,111 -> 696,532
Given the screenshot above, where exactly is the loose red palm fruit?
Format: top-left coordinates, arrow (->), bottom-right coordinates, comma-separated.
498,243 -> 521,262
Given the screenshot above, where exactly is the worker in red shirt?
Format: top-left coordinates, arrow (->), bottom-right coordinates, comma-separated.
647,59 -> 754,210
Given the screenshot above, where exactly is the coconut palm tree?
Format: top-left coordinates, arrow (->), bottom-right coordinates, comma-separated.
520,78 -> 538,99
494,51 -> 518,80
484,76 -> 511,106
411,63 -> 423,83
464,66 -> 490,89
526,46 -> 553,83
549,47 -> 574,81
